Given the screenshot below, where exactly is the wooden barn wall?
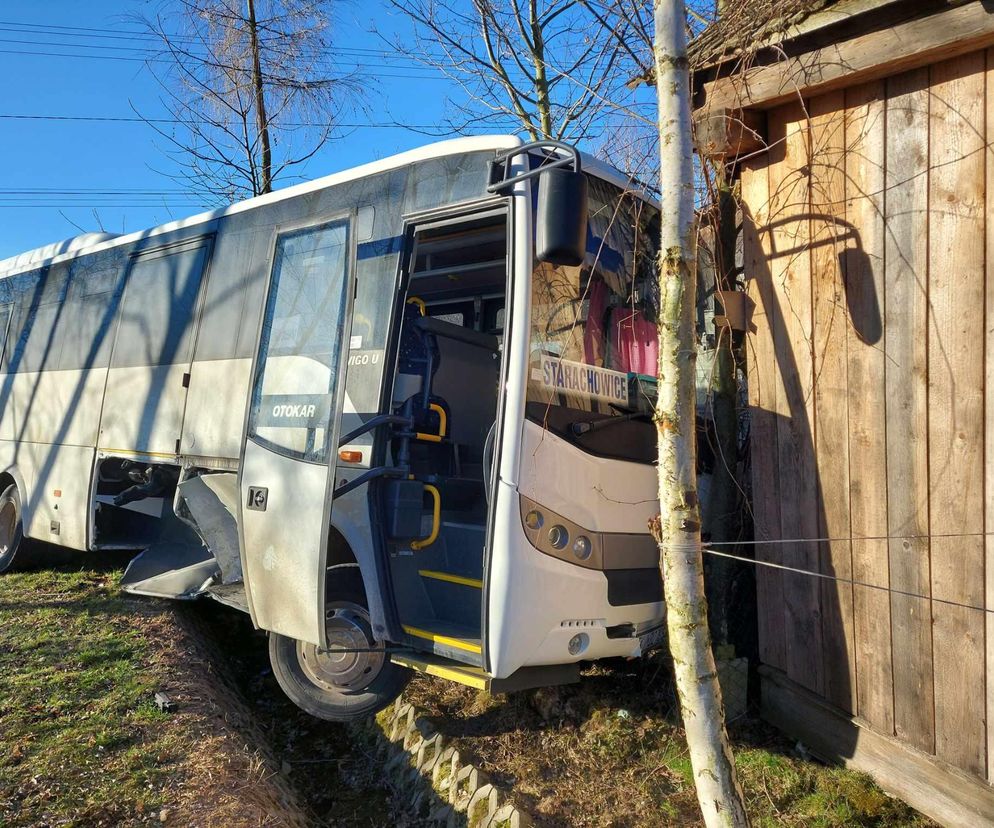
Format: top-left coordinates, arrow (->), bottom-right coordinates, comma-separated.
742,48 -> 993,780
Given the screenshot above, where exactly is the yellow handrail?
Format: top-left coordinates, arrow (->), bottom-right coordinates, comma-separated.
415,402 -> 447,443
406,296 -> 426,316
411,484 -> 441,550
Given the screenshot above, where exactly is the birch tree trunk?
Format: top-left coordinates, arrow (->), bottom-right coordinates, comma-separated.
653,1 -> 749,825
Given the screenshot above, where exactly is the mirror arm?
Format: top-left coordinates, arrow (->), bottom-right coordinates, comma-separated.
487,140 -> 582,194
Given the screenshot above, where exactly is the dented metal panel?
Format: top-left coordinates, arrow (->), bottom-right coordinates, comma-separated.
177,472 -> 242,584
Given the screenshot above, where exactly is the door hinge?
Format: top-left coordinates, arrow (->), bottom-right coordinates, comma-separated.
182,372 -> 191,388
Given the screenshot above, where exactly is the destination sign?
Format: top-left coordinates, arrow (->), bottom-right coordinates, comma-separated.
540,356 -> 629,406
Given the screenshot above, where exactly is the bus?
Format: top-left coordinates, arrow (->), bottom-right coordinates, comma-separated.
0,136 -> 663,720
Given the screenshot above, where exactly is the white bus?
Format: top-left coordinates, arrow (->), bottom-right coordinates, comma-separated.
0,137 -> 663,720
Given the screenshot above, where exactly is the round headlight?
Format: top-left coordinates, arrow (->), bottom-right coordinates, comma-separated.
524,509 -> 544,531
568,633 -> 589,656
572,535 -> 592,561
548,524 -> 569,549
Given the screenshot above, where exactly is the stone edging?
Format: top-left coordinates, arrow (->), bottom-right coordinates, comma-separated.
363,696 -> 532,827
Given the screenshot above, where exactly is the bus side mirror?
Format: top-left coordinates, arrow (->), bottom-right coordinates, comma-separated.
536,167 -> 588,267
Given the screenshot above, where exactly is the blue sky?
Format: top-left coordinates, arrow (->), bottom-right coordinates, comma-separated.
0,1 -> 514,258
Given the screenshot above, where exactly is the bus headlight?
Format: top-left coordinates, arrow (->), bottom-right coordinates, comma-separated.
568,633 -> 589,655
548,524 -> 569,549
572,535 -> 592,561
524,509 -> 544,530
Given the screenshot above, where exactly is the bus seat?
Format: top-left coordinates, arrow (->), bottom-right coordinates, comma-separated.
417,318 -> 499,460
394,307 -> 499,488
396,301 -> 439,401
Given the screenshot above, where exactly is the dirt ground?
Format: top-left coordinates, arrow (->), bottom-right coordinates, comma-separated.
404,657 -> 935,828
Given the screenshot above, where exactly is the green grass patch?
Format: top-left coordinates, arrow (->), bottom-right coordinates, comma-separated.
0,565 -> 181,826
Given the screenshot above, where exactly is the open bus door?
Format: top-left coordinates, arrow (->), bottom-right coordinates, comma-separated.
238,216 -> 356,649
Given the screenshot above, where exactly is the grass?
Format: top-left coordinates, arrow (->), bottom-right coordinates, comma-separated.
0,552 -> 395,827
404,656 -> 936,827
0,564 -> 181,826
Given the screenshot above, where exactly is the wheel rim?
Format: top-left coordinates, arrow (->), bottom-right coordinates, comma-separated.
0,499 -> 16,557
296,601 -> 385,693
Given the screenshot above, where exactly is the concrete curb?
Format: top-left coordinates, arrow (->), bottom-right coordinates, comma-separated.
361,697 -> 531,827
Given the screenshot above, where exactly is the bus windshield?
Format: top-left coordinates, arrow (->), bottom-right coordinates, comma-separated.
527,175 -> 660,447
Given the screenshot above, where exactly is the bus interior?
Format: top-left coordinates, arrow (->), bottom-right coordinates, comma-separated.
382,212 -> 507,666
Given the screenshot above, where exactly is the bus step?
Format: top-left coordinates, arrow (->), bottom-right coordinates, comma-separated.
418,569 -> 482,588
418,570 -> 482,631
401,621 -> 482,667
390,652 -> 491,690
390,653 -> 584,694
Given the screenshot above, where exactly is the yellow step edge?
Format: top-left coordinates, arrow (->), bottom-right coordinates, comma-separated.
402,624 -> 482,654
418,569 -> 483,589
391,653 -> 490,690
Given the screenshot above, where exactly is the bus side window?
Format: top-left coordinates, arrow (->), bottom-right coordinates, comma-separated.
111,242 -> 210,369
0,304 -> 12,372
58,261 -> 127,372
9,263 -> 71,374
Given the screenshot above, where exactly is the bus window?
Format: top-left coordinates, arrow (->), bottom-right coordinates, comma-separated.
0,303 -> 12,371
112,242 -> 210,369
482,297 -> 505,337
247,219 -> 351,464
426,300 -> 474,328
526,177 -> 659,462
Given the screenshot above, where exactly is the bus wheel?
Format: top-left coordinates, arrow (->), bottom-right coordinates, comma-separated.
268,600 -> 409,722
0,484 -> 25,574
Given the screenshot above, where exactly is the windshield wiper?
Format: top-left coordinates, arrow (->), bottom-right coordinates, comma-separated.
570,411 -> 652,436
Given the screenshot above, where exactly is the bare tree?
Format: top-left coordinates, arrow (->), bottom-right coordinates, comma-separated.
653,0 -> 748,825
136,0 -> 358,204
383,0 -> 649,142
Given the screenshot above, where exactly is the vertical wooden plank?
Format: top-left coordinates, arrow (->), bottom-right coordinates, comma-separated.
987,47 -> 994,786
845,79 -> 894,735
809,90 -> 857,714
742,156 -> 786,672
884,67 -> 935,755
767,101 -> 823,695
928,52 -> 986,777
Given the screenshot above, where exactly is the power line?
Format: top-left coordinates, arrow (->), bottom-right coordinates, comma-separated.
0,47 -> 448,81
702,543 -> 994,618
0,25 -> 431,65
0,112 -> 563,132
0,19 -> 452,63
0,33 -> 437,73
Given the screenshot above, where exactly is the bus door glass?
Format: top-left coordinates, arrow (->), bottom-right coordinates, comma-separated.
239,216 -> 355,646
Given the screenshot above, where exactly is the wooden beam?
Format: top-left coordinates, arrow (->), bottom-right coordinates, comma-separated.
761,667 -> 994,828
741,158 -> 786,672
694,108 -> 766,159
883,65 -> 934,756
700,1 -> 994,112
928,51 -> 987,778
808,89 -> 856,716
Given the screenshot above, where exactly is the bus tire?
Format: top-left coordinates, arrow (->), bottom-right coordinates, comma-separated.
0,484 -> 25,574
268,595 -> 409,722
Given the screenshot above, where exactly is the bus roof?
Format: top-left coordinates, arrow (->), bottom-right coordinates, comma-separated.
0,134 -> 651,278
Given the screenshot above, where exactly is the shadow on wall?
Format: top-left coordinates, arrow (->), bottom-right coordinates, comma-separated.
740,192 -> 876,764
